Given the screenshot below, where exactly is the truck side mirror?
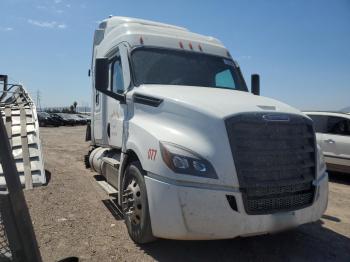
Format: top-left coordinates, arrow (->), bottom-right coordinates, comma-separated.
95,58 -> 109,93
94,58 -> 126,103
251,74 -> 260,96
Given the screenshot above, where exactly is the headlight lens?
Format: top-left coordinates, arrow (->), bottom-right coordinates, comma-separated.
172,155 -> 189,169
160,142 -> 218,179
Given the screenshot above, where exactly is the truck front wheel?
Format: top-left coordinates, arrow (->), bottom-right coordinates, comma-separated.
121,161 -> 155,244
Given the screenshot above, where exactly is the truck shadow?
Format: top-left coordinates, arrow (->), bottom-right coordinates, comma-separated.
328,172 -> 350,186
101,199 -> 124,221
138,221 -> 350,262
43,169 -> 51,186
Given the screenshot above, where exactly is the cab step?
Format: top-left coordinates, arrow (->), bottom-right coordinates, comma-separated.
96,179 -> 118,196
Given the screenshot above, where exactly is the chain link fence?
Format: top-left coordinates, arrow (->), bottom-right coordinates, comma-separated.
0,194 -> 12,261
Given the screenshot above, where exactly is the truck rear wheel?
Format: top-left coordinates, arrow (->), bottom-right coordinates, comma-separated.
122,161 -> 155,244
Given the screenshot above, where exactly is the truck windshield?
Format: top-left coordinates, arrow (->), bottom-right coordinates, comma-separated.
131,47 -> 248,91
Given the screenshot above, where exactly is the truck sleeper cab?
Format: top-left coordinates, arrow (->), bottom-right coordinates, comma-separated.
86,16 -> 328,243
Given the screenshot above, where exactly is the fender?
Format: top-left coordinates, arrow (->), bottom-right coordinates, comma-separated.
117,140 -> 147,205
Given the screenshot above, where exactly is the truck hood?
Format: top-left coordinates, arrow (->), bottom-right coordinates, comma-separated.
135,85 -> 301,118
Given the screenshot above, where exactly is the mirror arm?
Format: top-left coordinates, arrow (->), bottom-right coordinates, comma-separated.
99,89 -> 126,104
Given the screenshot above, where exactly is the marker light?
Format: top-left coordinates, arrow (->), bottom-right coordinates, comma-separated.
198,44 -> 203,52
179,41 -> 184,49
189,42 -> 193,50
139,36 -> 144,45
193,160 -> 207,172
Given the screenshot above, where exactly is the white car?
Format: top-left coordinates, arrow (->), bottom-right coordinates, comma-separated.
305,111 -> 350,174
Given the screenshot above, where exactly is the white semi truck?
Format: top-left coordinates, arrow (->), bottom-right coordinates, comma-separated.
85,16 -> 329,243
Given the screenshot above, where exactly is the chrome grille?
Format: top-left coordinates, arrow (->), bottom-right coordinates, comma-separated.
225,112 -> 316,214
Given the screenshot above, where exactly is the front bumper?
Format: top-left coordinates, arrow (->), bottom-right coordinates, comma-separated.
145,172 -> 328,240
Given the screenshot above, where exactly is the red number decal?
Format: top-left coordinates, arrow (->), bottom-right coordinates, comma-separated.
148,149 -> 157,160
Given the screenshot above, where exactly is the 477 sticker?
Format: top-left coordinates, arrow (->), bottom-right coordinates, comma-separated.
148,149 -> 157,161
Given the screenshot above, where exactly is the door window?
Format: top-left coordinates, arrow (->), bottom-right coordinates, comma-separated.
111,57 -> 124,94
327,116 -> 350,136
307,115 -> 328,133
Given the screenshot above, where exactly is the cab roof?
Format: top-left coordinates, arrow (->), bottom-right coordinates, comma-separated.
94,16 -> 229,58
101,16 -> 189,33
100,16 -> 222,45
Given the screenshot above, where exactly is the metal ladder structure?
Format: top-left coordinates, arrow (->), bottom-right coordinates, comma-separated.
0,75 -> 46,189
0,77 -> 42,260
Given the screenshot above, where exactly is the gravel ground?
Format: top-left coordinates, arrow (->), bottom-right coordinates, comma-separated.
24,126 -> 350,262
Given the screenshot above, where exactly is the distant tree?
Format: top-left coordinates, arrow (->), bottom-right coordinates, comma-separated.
73,101 -> 78,112
51,108 -> 60,113
70,105 -> 75,113
62,107 -> 70,113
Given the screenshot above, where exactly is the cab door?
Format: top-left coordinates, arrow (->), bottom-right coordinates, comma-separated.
106,43 -> 131,148
322,116 -> 350,169
92,49 -> 107,146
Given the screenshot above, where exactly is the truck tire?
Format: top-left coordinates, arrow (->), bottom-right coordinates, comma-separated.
122,161 -> 156,244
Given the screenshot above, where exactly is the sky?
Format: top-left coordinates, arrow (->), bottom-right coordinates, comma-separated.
0,0 -> 349,111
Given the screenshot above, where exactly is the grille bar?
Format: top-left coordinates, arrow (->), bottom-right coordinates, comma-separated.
245,182 -> 312,197
245,192 -> 314,215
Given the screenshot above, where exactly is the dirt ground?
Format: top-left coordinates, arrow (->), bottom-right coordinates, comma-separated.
24,126 -> 350,262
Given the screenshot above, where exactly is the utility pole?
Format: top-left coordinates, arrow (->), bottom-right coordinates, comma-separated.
36,90 -> 42,112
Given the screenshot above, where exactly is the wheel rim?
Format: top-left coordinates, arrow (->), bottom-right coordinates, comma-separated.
122,178 -> 142,225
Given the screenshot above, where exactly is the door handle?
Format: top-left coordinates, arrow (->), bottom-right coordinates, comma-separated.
324,139 -> 335,144
107,123 -> 110,138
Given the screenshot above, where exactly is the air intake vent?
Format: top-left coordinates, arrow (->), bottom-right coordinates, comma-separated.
246,191 -> 314,214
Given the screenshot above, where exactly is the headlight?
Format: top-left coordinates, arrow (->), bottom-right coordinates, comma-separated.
317,145 -> 326,174
159,142 -> 218,179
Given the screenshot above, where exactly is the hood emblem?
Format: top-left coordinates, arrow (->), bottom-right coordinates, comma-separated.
263,114 -> 290,122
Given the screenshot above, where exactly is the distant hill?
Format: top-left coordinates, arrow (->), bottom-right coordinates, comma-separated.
341,106 -> 350,113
